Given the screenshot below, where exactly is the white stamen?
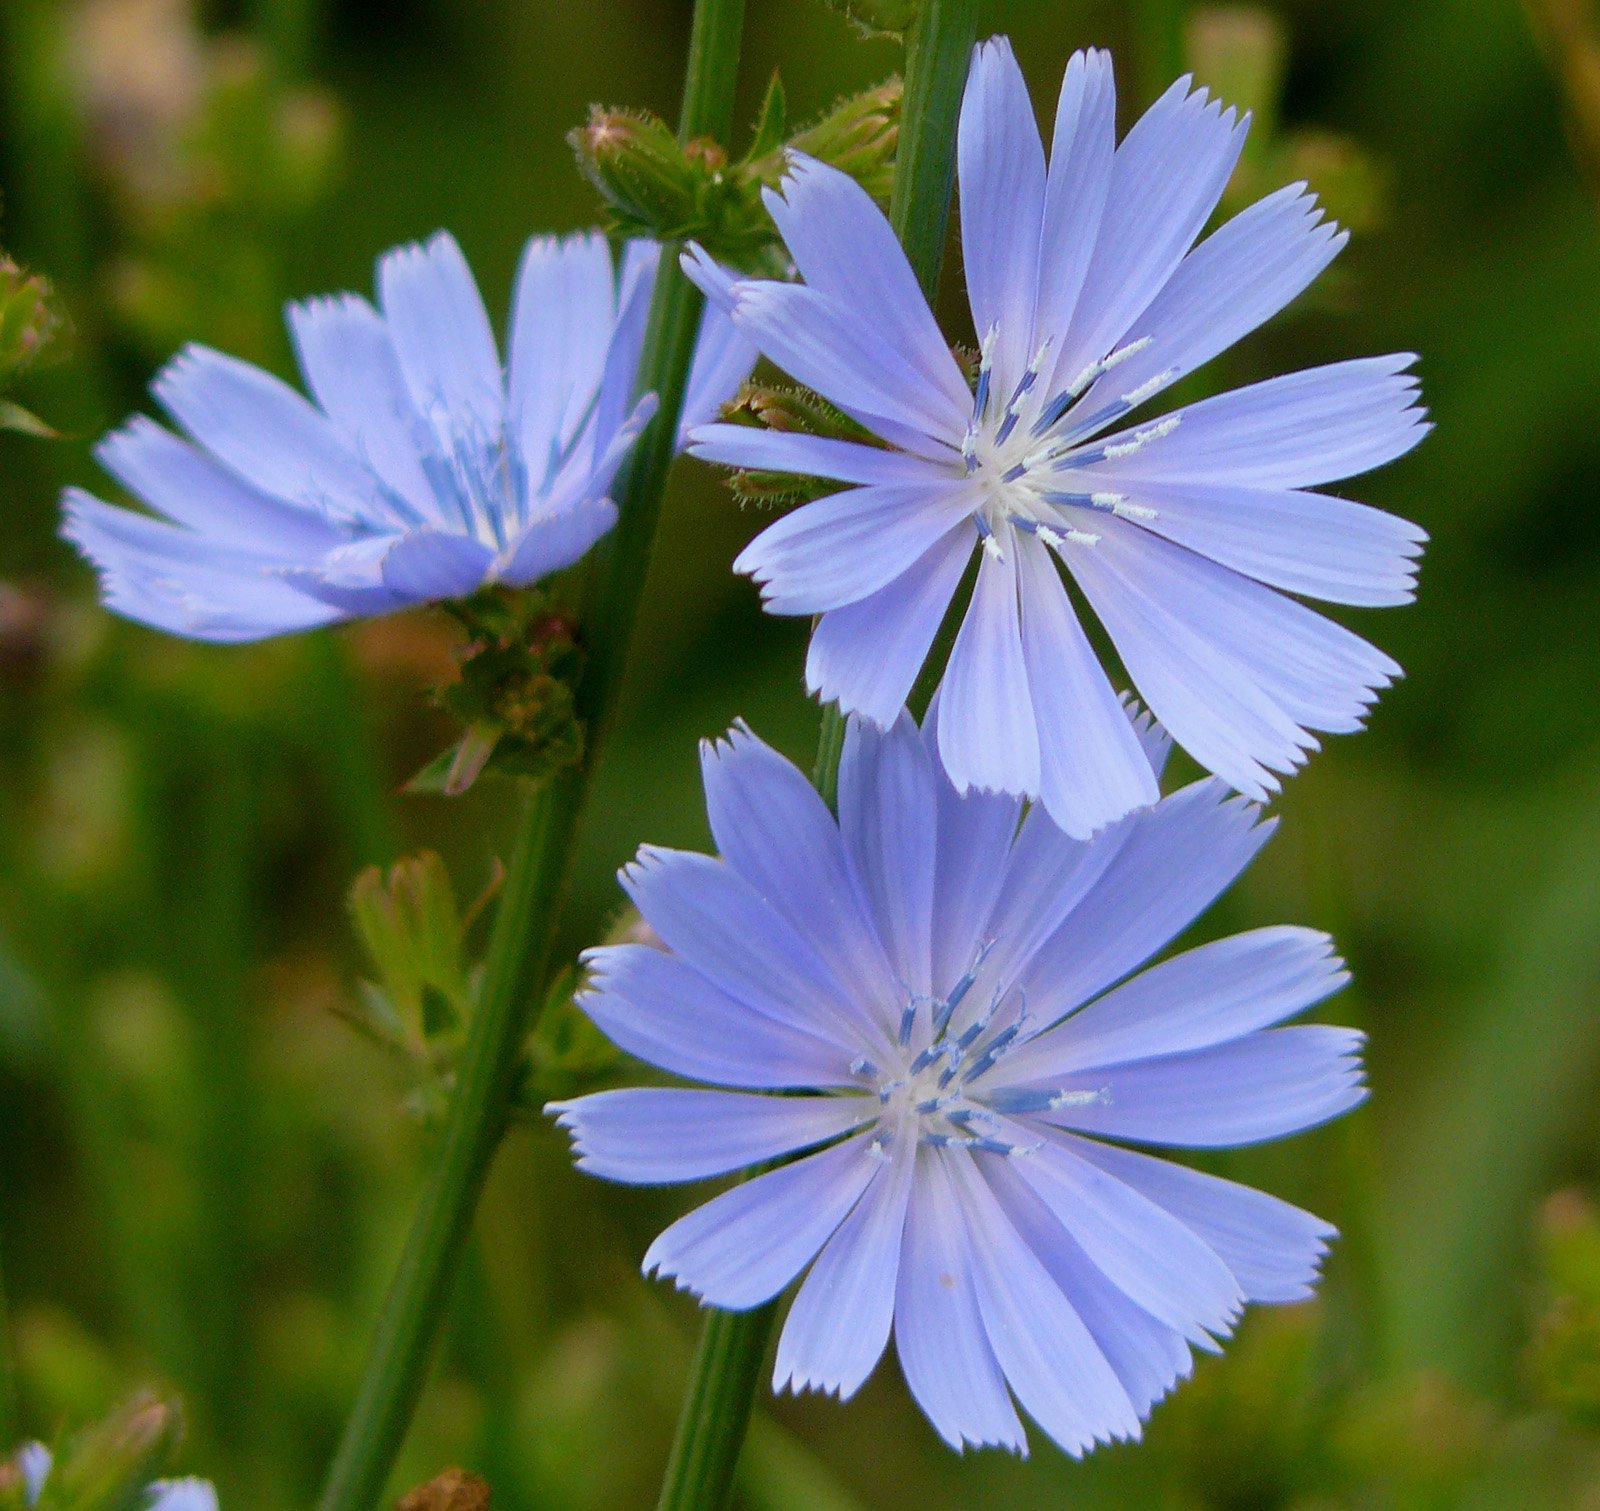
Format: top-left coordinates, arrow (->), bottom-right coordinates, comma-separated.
1120,368 -> 1177,407
1103,335 -> 1153,372
1103,414 -> 1180,460
1049,1087 -> 1112,1109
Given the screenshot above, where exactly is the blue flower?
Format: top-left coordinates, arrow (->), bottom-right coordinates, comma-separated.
550,708 -> 1363,1456
11,1444 -> 217,1510
63,232 -> 753,641
686,39 -> 1428,838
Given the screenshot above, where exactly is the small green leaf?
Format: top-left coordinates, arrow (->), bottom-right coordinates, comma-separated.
0,399 -> 57,439
748,73 -> 788,160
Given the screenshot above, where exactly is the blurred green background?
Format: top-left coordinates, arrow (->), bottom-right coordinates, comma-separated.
2,0 -> 1600,1505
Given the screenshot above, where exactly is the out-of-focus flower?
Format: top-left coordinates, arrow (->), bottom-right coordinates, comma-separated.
550,708 -> 1362,1457
62,231 -> 753,641
687,39 -> 1427,838
5,1392 -> 216,1507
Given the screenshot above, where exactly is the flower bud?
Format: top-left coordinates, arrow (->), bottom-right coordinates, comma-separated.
0,256 -> 64,380
570,107 -> 699,240
787,79 -> 901,204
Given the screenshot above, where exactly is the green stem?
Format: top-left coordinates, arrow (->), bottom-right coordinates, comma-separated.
656,1304 -> 776,1511
316,2 -> 747,1505
653,7 -> 976,1508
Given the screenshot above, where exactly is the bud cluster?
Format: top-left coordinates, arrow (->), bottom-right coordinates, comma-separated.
0,254 -> 66,438
572,76 -> 900,271
408,587 -> 586,798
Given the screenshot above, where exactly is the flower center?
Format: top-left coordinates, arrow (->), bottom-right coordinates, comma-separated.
958,326 -> 1178,558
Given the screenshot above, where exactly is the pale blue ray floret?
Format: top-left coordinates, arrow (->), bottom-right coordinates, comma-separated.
685,38 -> 1430,839
549,705 -> 1365,1458
63,231 -> 753,641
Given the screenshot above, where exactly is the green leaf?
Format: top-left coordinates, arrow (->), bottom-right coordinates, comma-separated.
0,399 -> 56,439
748,73 -> 788,160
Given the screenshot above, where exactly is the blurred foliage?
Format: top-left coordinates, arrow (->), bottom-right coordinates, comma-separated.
0,0 -> 1597,1507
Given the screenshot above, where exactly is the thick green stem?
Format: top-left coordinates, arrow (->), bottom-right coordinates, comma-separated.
316,2 -> 747,1504
655,1303 -> 775,1511
652,7 -> 977,1509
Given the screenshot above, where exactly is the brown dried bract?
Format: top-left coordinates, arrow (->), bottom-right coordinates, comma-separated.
396,1467 -> 491,1511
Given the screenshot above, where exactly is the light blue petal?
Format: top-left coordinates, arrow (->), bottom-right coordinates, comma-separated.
725,280 -> 967,455
286,293 -> 438,524
1032,49 -> 1116,360
764,155 -> 971,425
620,846 -> 886,1057
1069,1135 -> 1336,1303
492,500 -> 618,586
548,1087 -> 872,1184
542,391 -> 657,521
700,723 -> 901,1015
379,529 -> 493,602
774,1136 -> 914,1399
1051,76 -> 1246,397
145,1480 -> 219,1511
1016,777 -> 1275,1029
806,527 -> 971,726
1081,515 -> 1395,745
734,479 -> 977,615
959,38 -> 1047,394
642,1134 -> 880,1307
1092,354 -> 1428,489
946,1147 -> 1142,1455
579,942 -> 854,1088
985,1155 -> 1193,1418
922,694 -> 1024,993
61,490 -> 340,641
1001,1129 -> 1242,1342
688,424 -> 939,487
680,299 -> 758,441
936,547 -> 1041,796
893,1144 -> 1027,1451
1016,537 -> 1158,839
1075,183 -> 1344,419
96,416 -> 342,555
1061,528 -> 1319,798
970,804 -> 1122,1016
152,344 -> 382,526
506,230 -> 616,476
1123,693 -> 1173,778
281,535 -> 404,617
838,711 -> 938,996
996,926 -> 1348,1085
589,239 -> 658,462
18,1443 -> 51,1503
1101,478 -> 1425,607
680,242 -> 739,313
1046,1025 -> 1367,1147
377,230 -> 504,439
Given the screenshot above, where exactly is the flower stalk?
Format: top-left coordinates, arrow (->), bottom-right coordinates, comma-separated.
314,0 -> 748,1505
650,4 -> 977,1508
